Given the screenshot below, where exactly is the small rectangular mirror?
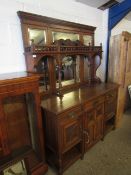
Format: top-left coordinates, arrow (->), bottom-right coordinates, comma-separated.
83,35 -> 93,46
52,31 -> 79,42
56,55 -> 80,88
28,28 -> 46,46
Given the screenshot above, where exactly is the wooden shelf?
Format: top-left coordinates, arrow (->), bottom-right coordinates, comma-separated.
62,145 -> 81,171
105,112 -> 115,121
105,116 -> 115,134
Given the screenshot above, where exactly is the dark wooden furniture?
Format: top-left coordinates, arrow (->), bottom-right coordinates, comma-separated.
41,83 -> 118,174
17,11 -> 119,175
0,72 -> 48,175
17,11 -> 102,97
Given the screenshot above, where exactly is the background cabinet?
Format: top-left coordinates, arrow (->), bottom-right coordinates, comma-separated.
108,31 -> 131,126
0,72 -> 48,175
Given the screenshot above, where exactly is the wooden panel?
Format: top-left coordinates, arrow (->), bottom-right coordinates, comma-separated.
126,39 -> 131,73
0,72 -> 47,175
3,95 -> 31,152
95,104 -> 104,141
59,109 -> 82,153
105,90 -> 117,120
84,108 -> 95,151
108,34 -> 121,83
60,119 -> 81,153
0,130 -> 3,157
108,32 -> 131,126
84,96 -> 104,110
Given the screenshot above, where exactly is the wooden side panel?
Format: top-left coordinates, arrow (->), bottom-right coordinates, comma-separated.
43,110 -> 58,153
108,32 -> 131,126
108,34 -> 121,83
3,95 -> 31,152
0,126 -> 4,157
95,104 -> 104,141
84,108 -> 95,151
124,38 -> 131,109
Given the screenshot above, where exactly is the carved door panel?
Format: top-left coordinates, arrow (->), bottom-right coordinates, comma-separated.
60,115 -> 82,153
84,109 -> 95,151
95,104 -> 104,141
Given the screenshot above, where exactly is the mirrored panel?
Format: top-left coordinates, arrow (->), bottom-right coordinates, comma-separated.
52,32 -> 79,42
28,28 -> 46,45
35,56 -> 50,93
56,55 -> 80,87
83,35 -> 93,46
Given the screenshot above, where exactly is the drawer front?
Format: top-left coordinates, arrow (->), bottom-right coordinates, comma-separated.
59,107 -> 82,153
105,90 -> 117,102
58,106 -> 82,121
84,96 -> 105,111
96,103 -> 104,118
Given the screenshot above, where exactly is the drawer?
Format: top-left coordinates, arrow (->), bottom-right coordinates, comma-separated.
105,90 -> 117,102
84,96 -> 105,111
58,106 -> 82,121
96,103 -> 104,117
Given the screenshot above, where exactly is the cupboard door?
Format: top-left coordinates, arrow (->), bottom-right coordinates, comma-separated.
84,109 -> 95,152
60,114 -> 82,153
95,104 -> 104,141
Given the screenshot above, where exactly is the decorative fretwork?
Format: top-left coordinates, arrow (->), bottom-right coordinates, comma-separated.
25,39 -> 102,56
24,39 -> 102,97
25,45 -> 102,55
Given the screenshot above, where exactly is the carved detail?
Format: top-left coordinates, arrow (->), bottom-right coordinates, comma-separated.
25,42 -> 102,55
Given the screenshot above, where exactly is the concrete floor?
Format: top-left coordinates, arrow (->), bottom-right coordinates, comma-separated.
46,109 -> 131,175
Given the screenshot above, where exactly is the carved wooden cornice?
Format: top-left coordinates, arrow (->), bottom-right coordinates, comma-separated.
17,11 -> 96,33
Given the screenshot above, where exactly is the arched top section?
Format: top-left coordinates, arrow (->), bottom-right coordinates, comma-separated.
109,0 -> 131,30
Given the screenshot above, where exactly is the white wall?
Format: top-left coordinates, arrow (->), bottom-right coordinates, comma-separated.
0,0 -> 108,81
111,18 -> 131,36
